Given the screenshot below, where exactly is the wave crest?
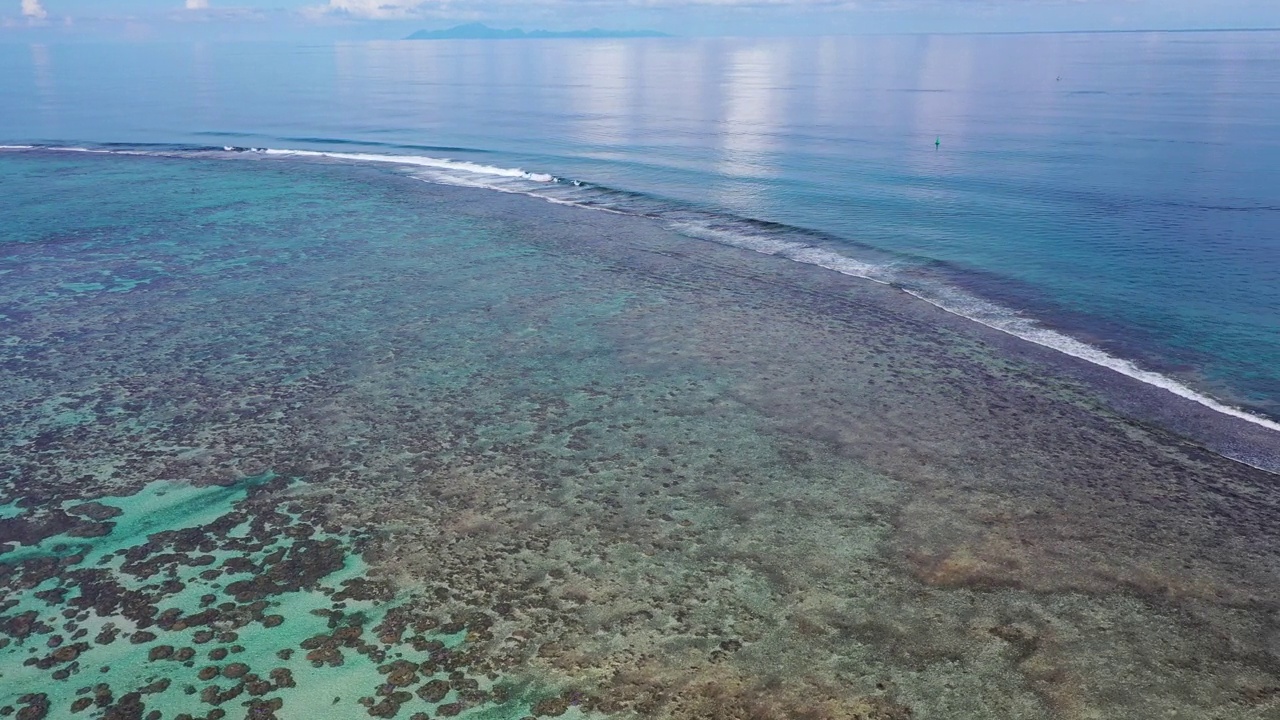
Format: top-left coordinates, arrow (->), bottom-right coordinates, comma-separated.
255,148 -> 556,183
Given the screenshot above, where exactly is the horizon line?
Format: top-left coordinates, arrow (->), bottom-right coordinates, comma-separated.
2,26 -> 1279,45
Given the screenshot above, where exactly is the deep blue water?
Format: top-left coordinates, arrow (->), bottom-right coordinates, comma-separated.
2,32 -> 1278,421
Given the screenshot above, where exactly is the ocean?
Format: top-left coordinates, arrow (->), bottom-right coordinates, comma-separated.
1,32 -> 1279,720
4,32 -> 1279,423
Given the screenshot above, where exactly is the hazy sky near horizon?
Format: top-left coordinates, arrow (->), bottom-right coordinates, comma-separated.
4,0 -> 1280,39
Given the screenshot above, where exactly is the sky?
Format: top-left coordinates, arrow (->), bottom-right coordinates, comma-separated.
3,0 -> 1280,40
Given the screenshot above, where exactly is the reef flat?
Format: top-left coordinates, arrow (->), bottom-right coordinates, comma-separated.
2,151 -> 1279,719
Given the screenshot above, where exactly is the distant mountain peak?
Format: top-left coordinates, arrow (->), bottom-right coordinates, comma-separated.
406,24 -> 669,41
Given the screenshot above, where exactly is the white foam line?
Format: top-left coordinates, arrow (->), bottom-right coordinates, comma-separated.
0,145 -> 34,150
542,196 -> 630,215
16,145 -> 153,157
663,222 -> 898,287
258,148 -> 556,183
901,288 -> 1280,434
782,246 -> 895,286
406,170 -> 632,214
668,221 -> 804,255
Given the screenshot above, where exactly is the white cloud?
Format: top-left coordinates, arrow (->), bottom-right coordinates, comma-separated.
303,0 -> 1123,23
186,0 -> 210,8
307,0 -> 881,20
21,0 -> 47,20
317,0 -> 431,19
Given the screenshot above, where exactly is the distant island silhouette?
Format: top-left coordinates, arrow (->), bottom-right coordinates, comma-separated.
406,23 -> 669,40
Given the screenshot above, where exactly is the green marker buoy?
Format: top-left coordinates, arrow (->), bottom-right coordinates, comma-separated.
935,136 -> 941,150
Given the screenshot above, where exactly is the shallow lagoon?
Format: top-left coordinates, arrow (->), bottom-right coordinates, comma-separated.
2,151 -> 1279,719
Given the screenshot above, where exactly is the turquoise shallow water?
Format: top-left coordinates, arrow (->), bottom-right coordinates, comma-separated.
2,149 -> 1280,719
1,32 -> 1278,419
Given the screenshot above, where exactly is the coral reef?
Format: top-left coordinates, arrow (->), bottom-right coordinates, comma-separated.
2,151 -> 1279,719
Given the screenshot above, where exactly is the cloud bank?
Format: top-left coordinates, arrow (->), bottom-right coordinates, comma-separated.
309,0 -> 963,20
318,0 -> 429,19
186,0 -> 210,8
21,0 -> 47,19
